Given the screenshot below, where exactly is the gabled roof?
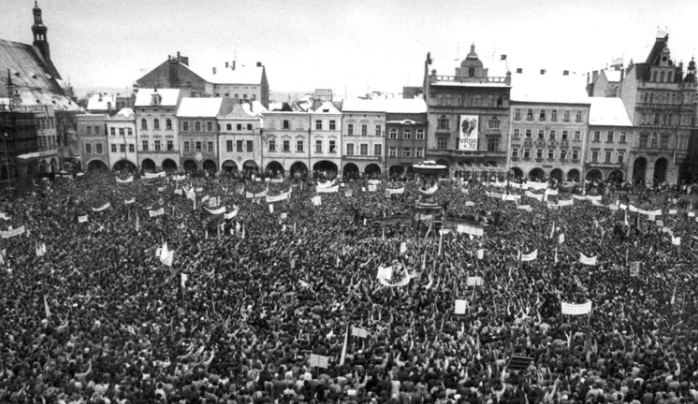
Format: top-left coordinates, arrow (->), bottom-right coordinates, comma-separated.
205,64 -> 264,85
87,94 -> 116,111
0,38 -> 78,111
177,97 -> 233,118
510,73 -> 589,104
218,102 -> 266,119
341,99 -> 386,113
588,97 -> 633,127
111,108 -> 134,119
645,34 -> 669,65
310,100 -> 341,114
242,101 -> 266,117
134,88 -> 181,107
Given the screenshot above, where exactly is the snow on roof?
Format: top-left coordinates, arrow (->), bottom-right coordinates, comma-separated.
383,98 -> 427,113
87,94 -> 116,111
134,88 -> 181,107
510,73 -> 589,104
588,97 -> 633,127
176,97 -> 225,118
112,108 -> 134,118
242,101 -> 267,116
310,101 -> 341,114
603,70 -> 622,83
205,65 -> 264,85
341,99 -> 386,113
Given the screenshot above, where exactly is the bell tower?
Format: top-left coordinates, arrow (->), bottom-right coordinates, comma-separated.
32,2 -> 51,63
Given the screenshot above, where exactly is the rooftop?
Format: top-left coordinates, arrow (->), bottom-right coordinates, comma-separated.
510,72 -> 589,104
588,97 -> 633,127
86,94 -> 116,111
177,97 -> 231,117
134,88 -> 181,107
205,64 -> 264,85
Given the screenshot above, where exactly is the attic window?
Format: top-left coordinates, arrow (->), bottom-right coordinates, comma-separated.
322,109 -> 329,113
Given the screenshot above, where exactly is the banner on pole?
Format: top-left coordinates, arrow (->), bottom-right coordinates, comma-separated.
561,301 -> 592,315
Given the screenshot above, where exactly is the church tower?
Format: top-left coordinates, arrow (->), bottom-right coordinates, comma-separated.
31,1 -> 60,78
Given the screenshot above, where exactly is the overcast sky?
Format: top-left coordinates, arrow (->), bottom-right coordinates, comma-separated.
2,0 -> 696,98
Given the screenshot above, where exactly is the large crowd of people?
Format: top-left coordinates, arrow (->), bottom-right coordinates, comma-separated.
1,169 -> 697,404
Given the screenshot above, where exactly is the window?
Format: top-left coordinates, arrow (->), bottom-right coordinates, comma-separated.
226,140 -> 233,152
129,144 -> 135,153
619,132 -> 626,143
551,110 -> 557,121
526,109 -> 533,121
361,125 -> 367,136
402,148 -> 410,158
247,124 -> 252,130
95,126 -> 101,135
403,130 -> 411,140
572,150 -> 579,160
511,148 -> 518,158
639,133 -> 648,148
183,122 -> 189,131
236,140 -> 243,152
605,151 -> 612,163
283,140 -> 290,152
416,129 -> 424,140
95,143 -> 103,154
536,149 -> 543,159
154,119 -> 160,130
315,140 -> 322,153
204,141 -> 212,152
538,130 -> 545,140
194,122 -> 201,131
389,129 -> 397,139
525,129 -> 532,139
523,148 -> 530,158
488,117 -> 500,129
111,144 -> 117,153
592,151 -> 599,162
195,141 -> 202,152
650,133 -> 658,148
548,149 -> 555,159
226,124 -> 232,131
416,148 -> 423,157
237,124 -> 242,131
574,131 -> 581,141
360,144 -> 368,155
575,111 -> 582,123
118,128 -> 124,137
128,128 -> 133,136
593,131 -> 601,142
154,140 -> 161,151
514,109 -> 521,120
246,140 -> 253,152
347,143 -> 354,155
120,144 -> 126,153
389,147 -> 397,157
438,115 -> 449,129
107,127 -> 112,136
560,150 -> 567,160
329,140 -> 336,153
141,140 -> 149,151
141,119 -> 148,130
513,129 -> 520,139
316,120 -> 322,130
347,124 -> 354,135
563,111 -> 570,122
437,136 -> 448,150
549,130 -> 556,140
183,141 -> 190,152
660,134 -> 670,149
269,139 -> 276,152
85,143 -> 92,154
606,132 -> 614,143
206,122 -> 213,132
86,126 -> 92,135
375,125 -> 381,136
329,120 -> 336,130
487,137 -> 499,152
296,140 -> 304,152
374,144 -> 382,156
539,110 -> 546,121
166,119 -> 172,130
617,151 -> 625,163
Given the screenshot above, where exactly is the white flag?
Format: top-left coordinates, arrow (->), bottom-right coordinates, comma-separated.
521,249 -> 538,262
399,242 -> 407,255
579,253 -> 597,266
671,236 -> 681,246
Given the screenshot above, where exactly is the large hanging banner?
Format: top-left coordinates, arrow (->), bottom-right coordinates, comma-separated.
561,301 -> 592,315
458,115 -> 479,151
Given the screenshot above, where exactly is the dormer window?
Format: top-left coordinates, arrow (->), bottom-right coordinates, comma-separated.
151,93 -> 162,106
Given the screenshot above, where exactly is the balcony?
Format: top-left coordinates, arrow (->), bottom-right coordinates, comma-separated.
430,75 -> 511,85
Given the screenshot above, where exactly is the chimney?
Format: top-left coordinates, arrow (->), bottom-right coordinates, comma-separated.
256,62 -> 262,67
177,51 -> 180,61
232,61 -> 236,70
592,70 -> 598,83
180,57 -> 189,66
212,67 -> 217,75
500,55 -> 507,61
225,61 -> 229,68
620,68 -> 625,82
540,69 -> 546,75
516,68 -> 522,74
563,70 -> 569,76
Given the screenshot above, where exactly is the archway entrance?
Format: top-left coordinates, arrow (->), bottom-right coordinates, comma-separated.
221,160 -> 238,173
242,160 -> 258,173
313,160 -> 338,173
365,163 -> 381,176
50,158 -> 58,173
389,165 -> 405,176
141,159 -> 156,171
529,168 -> 544,181
162,159 -> 178,171
87,159 -> 108,171
266,161 -> 284,176
567,169 -> 580,182
203,160 -> 217,173
290,162 -> 308,176
654,158 -> 668,183
550,168 -> 564,182
608,170 -> 624,184
343,163 -> 359,178
633,157 -> 647,184
585,169 -> 603,182
510,167 -> 523,179
39,160 -> 48,173
183,160 -> 198,172
113,160 -> 137,172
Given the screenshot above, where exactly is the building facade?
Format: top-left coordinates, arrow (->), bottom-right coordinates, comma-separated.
76,114 -> 108,170
218,101 -> 264,174
134,88 -> 183,171
262,108 -> 311,177
106,108 -> 138,171
136,53 -> 207,97
620,34 -> 697,185
309,101 -> 342,175
385,99 -> 428,176
177,98 -> 232,172
424,46 -> 511,174
584,97 -> 634,183
206,62 -> 270,108
341,99 -> 385,176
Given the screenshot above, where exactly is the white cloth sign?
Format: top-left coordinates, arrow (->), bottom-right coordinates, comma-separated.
561,301 -> 592,315
521,249 -> 538,262
454,300 -> 468,314
579,253 -> 597,266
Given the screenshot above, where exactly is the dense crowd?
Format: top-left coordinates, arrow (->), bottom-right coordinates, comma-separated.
1,170 -> 698,404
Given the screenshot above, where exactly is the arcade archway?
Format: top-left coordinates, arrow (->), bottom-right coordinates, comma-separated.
162,159 -> 178,171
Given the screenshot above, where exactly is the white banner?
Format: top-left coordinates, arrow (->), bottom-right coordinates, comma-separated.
561,301 -> 592,315
386,187 -> 405,195
115,176 -> 133,184
267,191 -> 290,203
557,199 -> 574,207
545,189 -> 559,196
224,209 -> 239,220
517,205 -> 532,212
458,115 -> 479,150
671,236 -> 681,246
316,185 -> 339,194
467,276 -> 483,286
456,223 -> 484,237
351,326 -> 369,338
1,226 -> 26,238
376,265 -> 392,280
525,191 -> 544,201
144,171 -> 166,179
317,180 -> 337,189
92,202 -> 111,212
454,299 -> 468,314
204,206 -> 226,215
378,276 -> 411,287
311,196 -> 322,206
78,215 -> 88,223
502,194 -> 521,201
521,249 -> 538,262
124,198 -> 136,204
419,183 -> 438,195
149,207 -> 165,218
579,253 -> 597,266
